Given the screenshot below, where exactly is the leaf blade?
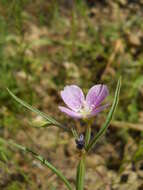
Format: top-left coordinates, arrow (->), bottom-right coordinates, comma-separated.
7,88 -> 67,130
87,77 -> 121,152
0,138 -> 72,190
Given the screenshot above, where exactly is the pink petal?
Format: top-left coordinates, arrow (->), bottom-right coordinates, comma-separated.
90,103 -> 109,117
61,85 -> 84,111
86,85 -> 109,108
59,106 -> 82,119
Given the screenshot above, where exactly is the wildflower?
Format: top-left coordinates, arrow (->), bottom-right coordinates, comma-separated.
59,84 -> 109,119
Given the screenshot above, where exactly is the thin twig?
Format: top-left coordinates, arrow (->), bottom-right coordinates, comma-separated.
111,120 -> 143,132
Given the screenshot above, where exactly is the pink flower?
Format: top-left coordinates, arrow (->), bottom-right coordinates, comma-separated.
59,85 -> 109,119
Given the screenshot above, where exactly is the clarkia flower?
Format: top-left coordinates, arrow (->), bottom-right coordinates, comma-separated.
59,84 -> 109,119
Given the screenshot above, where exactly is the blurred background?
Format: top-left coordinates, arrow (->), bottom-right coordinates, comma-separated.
0,0 -> 143,189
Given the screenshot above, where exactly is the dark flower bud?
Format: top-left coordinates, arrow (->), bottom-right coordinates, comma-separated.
75,134 -> 85,150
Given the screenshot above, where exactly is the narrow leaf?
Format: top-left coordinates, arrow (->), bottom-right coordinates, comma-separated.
4,139 -> 73,190
30,120 -> 53,128
71,128 -> 79,139
35,122 -> 53,128
76,156 -> 85,190
87,77 -> 121,152
7,88 -> 67,130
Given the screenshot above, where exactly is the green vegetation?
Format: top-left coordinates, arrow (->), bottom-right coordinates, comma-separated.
1,1 -> 143,189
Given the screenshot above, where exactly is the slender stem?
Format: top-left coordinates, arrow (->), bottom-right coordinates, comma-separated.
76,153 -> 86,190
85,126 -> 91,150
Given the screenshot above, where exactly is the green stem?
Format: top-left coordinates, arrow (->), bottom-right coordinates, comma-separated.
76,154 -> 85,190
85,126 -> 91,150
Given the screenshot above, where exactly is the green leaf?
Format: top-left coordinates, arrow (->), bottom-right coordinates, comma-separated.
34,121 -> 53,128
71,128 -> 79,139
1,138 -> 73,190
76,156 -> 85,190
86,77 -> 121,152
29,120 -> 53,128
7,88 -> 67,130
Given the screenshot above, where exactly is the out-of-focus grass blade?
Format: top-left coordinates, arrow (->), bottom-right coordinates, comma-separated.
7,88 -> 67,130
0,139 -> 9,163
87,77 -> 121,152
0,149 -> 8,163
76,156 -> 85,190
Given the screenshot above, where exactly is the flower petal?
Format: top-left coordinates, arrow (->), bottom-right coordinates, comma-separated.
86,85 -> 109,108
59,106 -> 82,119
61,85 -> 84,111
90,103 -> 109,117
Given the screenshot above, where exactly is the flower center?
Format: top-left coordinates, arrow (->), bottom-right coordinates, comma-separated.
79,102 -> 93,118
